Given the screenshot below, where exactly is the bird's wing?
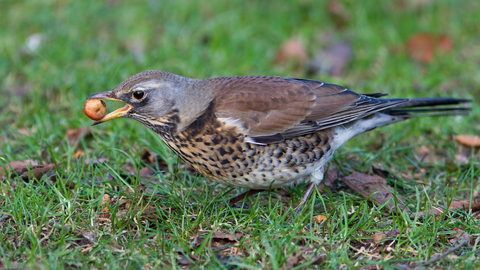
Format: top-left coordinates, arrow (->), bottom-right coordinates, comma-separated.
210,76 -> 407,144
211,76 -> 316,138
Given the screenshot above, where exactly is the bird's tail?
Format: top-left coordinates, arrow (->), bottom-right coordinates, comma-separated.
330,97 -> 471,150
386,97 -> 471,118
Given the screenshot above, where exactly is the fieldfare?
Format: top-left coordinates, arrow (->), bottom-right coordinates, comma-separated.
86,71 -> 470,215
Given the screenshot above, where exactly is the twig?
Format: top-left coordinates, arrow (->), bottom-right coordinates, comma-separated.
412,237 -> 469,270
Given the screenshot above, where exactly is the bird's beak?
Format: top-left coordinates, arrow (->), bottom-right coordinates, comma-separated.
86,91 -> 132,126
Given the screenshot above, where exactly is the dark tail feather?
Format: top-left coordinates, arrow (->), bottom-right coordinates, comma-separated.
392,98 -> 471,108
386,97 -> 471,118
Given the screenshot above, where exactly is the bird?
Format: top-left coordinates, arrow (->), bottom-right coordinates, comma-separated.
86,70 -> 470,215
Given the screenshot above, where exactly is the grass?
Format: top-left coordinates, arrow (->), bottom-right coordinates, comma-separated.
1,0 -> 480,268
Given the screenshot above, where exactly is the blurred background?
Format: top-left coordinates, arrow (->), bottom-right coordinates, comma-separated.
1,0 -> 479,164
2,1 -> 480,268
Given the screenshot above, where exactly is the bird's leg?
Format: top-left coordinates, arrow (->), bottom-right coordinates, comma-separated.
228,189 -> 263,206
294,166 -> 325,216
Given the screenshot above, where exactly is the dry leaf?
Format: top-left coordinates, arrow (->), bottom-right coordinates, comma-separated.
66,127 -> 91,148
79,230 -> 96,243
327,1 -> 349,29
411,0 -> 436,8
0,160 -> 38,178
373,233 -> 387,243
274,39 -> 307,71
212,230 -> 243,242
287,248 -> 327,268
313,215 -> 327,223
17,128 -> 30,136
455,135 -> 480,149
311,251 -> 327,265
342,172 -> 409,214
1,160 -> 60,181
101,194 -> 111,206
84,158 -> 106,166
73,150 -> 84,158
99,206 -> 111,219
449,198 -> 480,212
193,230 -> 244,250
139,205 -> 158,220
319,166 -> 339,192
412,198 -> 480,220
407,33 -> 436,63
406,33 -> 453,64
386,229 -> 401,238
372,166 -> 399,181
139,167 -> 154,177
178,257 -> 195,266
438,35 -> 453,53
452,229 -> 472,246
308,42 -> 352,77
140,147 -> 156,165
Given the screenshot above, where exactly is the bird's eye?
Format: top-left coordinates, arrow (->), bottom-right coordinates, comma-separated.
132,90 -> 145,100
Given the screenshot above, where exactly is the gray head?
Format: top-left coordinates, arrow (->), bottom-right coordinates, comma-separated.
86,70 -> 214,134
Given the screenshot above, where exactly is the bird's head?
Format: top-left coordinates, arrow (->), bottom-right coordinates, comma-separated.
86,70 -> 213,133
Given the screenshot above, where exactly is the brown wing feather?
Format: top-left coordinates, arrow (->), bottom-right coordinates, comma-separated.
210,76 -> 316,137
207,76 -> 409,143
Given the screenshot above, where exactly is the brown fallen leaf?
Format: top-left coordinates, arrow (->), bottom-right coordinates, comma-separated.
411,0 -> 436,8
113,186 -> 162,220
1,160 -> 60,181
274,39 -> 307,72
19,163 -> 60,181
373,233 -> 387,243
438,35 -> 453,53
0,160 -> 38,178
412,198 -> 480,220
449,198 -> 480,212
386,229 -> 401,238
212,230 -> 244,242
287,248 -> 327,268
327,1 -> 349,29
308,42 -> 352,77
101,194 -> 111,206
455,135 -> 480,149
318,166 -> 339,192
311,251 -> 328,265
406,33 -> 453,64
84,158 -> 107,166
178,255 -> 198,266
99,206 -> 111,219
140,147 -> 156,165
66,127 -> 91,148
139,167 -> 154,177
193,230 -> 244,250
342,172 -> 409,214
414,145 -> 436,163
452,229 -> 472,246
412,207 -> 444,220
287,248 -> 314,268
79,230 -> 96,243
372,166 -> 399,181
72,150 -> 84,158
313,215 -> 327,224
17,128 -> 30,136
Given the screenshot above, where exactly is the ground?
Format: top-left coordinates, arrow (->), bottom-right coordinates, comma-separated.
1,0 -> 480,269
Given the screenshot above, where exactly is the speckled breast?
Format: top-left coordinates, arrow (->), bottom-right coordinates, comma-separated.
161,121 -> 334,189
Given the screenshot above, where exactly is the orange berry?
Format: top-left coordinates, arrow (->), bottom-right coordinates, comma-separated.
84,99 -> 107,120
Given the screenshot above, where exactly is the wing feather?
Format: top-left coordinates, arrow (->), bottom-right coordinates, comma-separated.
205,76 -> 409,143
